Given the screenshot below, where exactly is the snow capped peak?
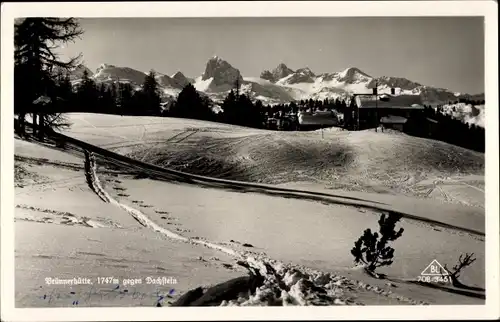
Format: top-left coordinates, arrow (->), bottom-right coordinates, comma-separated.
156,73 -> 182,90
277,62 -> 290,69
93,64 -> 149,85
339,67 -> 371,79
171,71 -> 191,87
62,58 -> 482,107
202,56 -> 243,88
374,76 -> 422,91
260,70 -> 275,82
208,55 -> 224,64
172,71 -> 186,79
278,67 -> 316,85
149,69 -> 165,78
296,67 -> 315,77
297,66 -> 312,72
333,67 -> 373,84
275,63 -> 294,74
260,63 -> 295,83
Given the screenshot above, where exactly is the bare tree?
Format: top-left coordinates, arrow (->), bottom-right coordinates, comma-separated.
441,253 -> 477,287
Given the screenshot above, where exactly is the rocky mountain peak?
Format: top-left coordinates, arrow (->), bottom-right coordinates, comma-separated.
336,67 -> 372,83
260,63 -> 295,83
202,56 -> 243,87
171,71 -> 190,87
296,67 -> 315,77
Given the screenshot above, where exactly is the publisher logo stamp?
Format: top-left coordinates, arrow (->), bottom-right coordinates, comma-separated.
417,259 -> 451,284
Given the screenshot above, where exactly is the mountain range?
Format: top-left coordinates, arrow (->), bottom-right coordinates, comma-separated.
65,56 -> 484,106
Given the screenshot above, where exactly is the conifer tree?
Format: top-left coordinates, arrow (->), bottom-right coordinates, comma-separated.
98,83 -> 116,114
222,90 -> 238,124
77,70 -> 99,112
172,83 -> 214,120
351,213 -> 404,274
140,70 -> 161,116
108,82 -> 118,114
57,74 -> 74,108
118,82 -> 134,115
14,18 -> 83,138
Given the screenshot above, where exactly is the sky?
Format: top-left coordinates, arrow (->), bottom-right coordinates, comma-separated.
57,17 -> 485,94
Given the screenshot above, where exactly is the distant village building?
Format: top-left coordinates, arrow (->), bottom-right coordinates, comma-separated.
344,88 -> 426,131
297,110 -> 338,131
379,115 -> 407,131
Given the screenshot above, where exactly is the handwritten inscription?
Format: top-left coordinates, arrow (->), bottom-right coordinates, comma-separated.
39,276 -> 179,306
44,276 -> 178,286
38,284 -> 177,307
45,277 -> 93,285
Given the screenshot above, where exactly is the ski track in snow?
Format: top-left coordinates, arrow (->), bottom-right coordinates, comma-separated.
85,151 -> 238,256
82,150 -> 429,306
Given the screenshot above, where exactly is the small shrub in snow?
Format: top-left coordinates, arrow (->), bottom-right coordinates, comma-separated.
350,213 -> 404,274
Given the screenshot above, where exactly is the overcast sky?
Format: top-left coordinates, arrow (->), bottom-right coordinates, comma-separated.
57,17 -> 484,94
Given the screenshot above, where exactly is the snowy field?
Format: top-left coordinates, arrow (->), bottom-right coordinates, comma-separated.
14,113 -> 485,307
62,113 -> 485,209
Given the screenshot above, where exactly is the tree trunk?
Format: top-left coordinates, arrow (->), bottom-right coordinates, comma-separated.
32,113 -> 38,137
18,112 -> 26,136
38,114 -> 44,141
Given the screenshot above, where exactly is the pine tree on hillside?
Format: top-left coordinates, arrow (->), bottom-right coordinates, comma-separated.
97,83 -> 117,114
77,70 -> 99,113
118,82 -> 134,116
240,94 -> 261,127
201,95 -> 215,120
172,83 -> 214,121
49,73 -> 75,113
109,82 -> 118,114
334,98 -> 341,112
221,91 -> 264,128
255,100 -> 264,111
139,70 -> 161,116
57,74 -> 74,105
222,90 -> 238,124
14,18 -> 83,138
265,104 -> 272,117
98,83 -> 107,111
315,100 -> 323,110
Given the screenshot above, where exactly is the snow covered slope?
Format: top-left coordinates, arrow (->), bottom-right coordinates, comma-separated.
49,113 -> 484,305
62,113 -> 485,209
15,131 -> 484,307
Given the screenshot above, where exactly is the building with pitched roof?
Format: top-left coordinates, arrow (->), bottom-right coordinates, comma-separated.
347,90 -> 425,130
